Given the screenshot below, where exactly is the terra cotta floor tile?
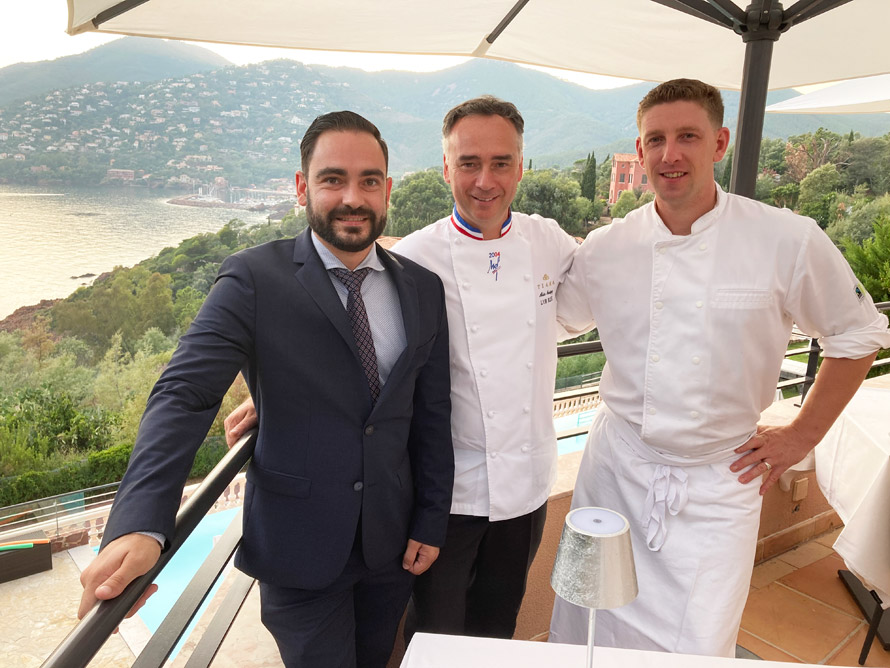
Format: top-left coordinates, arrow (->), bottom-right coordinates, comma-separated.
751,557 -> 797,589
779,554 -> 863,618
777,540 -> 835,569
741,582 -> 860,663
827,624 -> 890,667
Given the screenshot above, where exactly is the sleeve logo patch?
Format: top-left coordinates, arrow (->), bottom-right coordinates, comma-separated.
854,282 -> 865,301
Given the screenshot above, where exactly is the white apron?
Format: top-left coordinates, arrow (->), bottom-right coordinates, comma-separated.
549,406 -> 762,657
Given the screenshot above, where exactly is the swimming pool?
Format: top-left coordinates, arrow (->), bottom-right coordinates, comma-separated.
96,506 -> 240,659
554,409 -> 595,456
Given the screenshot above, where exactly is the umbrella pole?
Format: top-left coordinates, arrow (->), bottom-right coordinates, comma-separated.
730,37 -> 773,199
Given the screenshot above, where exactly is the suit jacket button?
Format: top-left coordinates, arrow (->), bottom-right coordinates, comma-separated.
364,425 -> 374,436
353,482 -> 364,491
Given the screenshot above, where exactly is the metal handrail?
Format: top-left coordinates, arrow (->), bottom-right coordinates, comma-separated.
40,429 -> 256,668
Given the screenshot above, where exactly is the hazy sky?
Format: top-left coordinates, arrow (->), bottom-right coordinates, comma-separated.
0,3 -> 637,89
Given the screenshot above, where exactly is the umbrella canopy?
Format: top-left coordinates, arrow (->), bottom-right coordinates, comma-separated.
766,74 -> 890,114
66,0 -> 890,197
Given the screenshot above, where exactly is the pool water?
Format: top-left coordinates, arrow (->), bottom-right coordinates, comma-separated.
554,409 -> 596,456
96,506 -> 240,659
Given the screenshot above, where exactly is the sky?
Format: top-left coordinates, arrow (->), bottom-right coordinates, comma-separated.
0,3 -> 637,89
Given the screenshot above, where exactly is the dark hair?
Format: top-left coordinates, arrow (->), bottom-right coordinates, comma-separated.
442,95 -> 524,146
300,111 -> 388,172
637,79 -> 724,129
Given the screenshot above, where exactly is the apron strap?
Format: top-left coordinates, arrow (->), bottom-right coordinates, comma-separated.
641,464 -> 689,551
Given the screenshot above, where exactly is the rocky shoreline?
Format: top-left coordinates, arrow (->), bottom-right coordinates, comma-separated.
0,299 -> 60,333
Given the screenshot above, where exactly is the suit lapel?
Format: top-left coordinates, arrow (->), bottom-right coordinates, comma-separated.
377,246 -> 420,405
292,230 -> 361,361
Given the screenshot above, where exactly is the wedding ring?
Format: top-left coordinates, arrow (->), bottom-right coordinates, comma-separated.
763,460 -> 772,472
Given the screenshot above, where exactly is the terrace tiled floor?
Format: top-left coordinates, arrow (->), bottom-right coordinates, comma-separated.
738,527 -> 889,666
2,527 -> 887,666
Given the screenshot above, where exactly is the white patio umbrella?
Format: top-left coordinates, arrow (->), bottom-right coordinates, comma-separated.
766,73 -> 890,114
65,0 -> 890,197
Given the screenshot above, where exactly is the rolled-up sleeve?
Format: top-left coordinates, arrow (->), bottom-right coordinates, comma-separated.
785,221 -> 890,358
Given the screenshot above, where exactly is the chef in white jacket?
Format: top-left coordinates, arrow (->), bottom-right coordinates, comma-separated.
549,79 -> 890,657
396,96 -> 581,639
225,96 -> 584,640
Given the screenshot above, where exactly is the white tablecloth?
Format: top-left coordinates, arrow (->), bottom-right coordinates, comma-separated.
400,633 -> 860,667
815,385 -> 890,606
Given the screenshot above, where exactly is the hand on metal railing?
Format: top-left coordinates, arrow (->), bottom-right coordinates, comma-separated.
41,429 -> 257,668
224,399 -> 257,448
77,533 -> 161,621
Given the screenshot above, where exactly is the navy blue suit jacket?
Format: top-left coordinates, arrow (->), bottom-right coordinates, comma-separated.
102,229 -> 454,589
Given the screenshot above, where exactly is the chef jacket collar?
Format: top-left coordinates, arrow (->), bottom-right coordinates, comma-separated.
451,206 -> 513,240
652,183 -> 728,239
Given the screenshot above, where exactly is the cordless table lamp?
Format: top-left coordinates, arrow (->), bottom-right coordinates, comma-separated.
551,507 -> 638,668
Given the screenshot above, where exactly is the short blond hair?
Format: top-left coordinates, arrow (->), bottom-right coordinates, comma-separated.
637,79 -> 724,130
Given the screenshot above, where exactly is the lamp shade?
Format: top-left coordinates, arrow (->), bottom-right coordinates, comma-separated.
551,507 -> 638,610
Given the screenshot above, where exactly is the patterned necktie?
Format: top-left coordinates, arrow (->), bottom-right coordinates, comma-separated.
330,267 -> 381,403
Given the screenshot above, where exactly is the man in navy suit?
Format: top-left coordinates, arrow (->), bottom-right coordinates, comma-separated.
77,111 -> 454,667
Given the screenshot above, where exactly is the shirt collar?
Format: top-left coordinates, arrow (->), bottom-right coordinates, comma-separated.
310,230 -> 384,272
450,206 -> 513,240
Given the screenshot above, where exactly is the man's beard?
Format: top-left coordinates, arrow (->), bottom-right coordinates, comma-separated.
306,196 -> 386,253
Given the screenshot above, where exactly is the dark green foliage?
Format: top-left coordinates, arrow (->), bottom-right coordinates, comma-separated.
387,170 -> 452,237
0,437 -> 229,507
580,152 -> 597,201
844,215 -> 890,302
189,437 -> 229,479
514,169 -> 593,236
0,442 -> 132,507
0,387 -> 120,464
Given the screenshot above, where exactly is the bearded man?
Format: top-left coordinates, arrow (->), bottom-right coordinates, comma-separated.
78,111 -> 454,668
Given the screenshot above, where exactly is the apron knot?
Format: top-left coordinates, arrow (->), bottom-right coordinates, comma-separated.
641,464 -> 689,551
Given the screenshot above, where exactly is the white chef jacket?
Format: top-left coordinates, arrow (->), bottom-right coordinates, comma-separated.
557,185 -> 890,458
550,185 -> 890,656
394,211 -> 579,521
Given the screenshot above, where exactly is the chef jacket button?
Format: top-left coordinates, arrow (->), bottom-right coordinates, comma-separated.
696,300 -> 703,308
699,243 -> 708,251
480,369 -> 488,377
690,410 -> 700,419
692,356 -> 701,365
521,445 -> 530,453
647,407 -> 657,415
353,482 -> 363,491
462,282 -> 471,290
527,319 -> 535,326
657,247 -> 666,255
455,238 -> 462,245
487,410 -> 495,418
654,301 -> 664,310
524,274 -> 531,281
526,361 -> 533,369
364,425 -> 375,436
490,451 -> 498,459
650,354 -> 660,363
523,406 -> 531,414
471,325 -> 479,333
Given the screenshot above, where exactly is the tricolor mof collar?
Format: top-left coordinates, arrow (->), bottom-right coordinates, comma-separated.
450,207 -> 512,240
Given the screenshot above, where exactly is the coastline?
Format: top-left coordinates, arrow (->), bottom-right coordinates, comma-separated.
167,195 -> 296,219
